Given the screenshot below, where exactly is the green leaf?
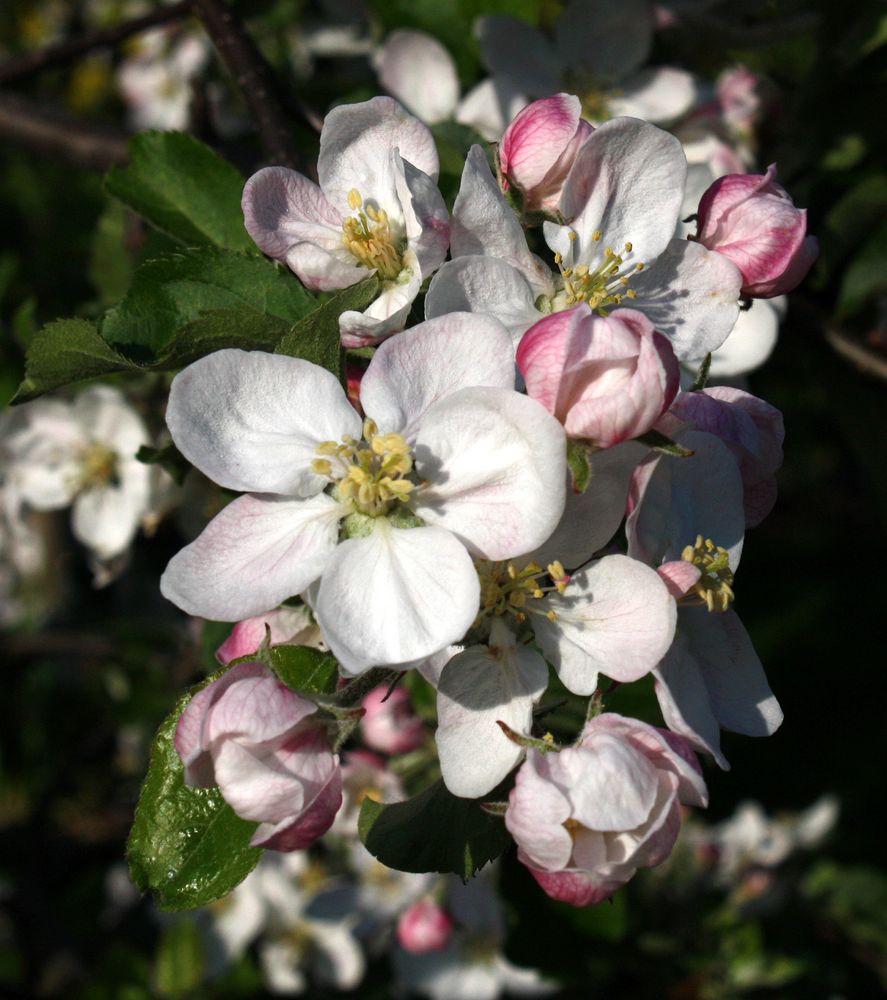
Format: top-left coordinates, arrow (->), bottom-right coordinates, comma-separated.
155,307 -> 292,369
153,920 -> 205,998
127,670 -> 262,911
101,248 -> 315,359
566,439 -> 593,493
268,645 -> 339,697
105,131 -> 253,251
274,277 -> 378,376
89,200 -> 135,307
11,318 -> 140,404
633,429 -> 694,458
358,778 -> 511,879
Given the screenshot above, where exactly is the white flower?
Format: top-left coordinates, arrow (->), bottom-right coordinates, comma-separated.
426,118 -> 743,362
243,96 -> 450,347
160,314 -> 566,674
1,386 -> 153,564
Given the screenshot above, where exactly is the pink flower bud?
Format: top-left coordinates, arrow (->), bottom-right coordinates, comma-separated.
516,305 -> 680,447
215,606 -> 322,665
175,661 -> 342,851
506,714 -> 706,906
499,94 -> 593,213
695,165 -> 818,298
361,685 -> 425,755
717,66 -> 762,134
396,899 -> 454,953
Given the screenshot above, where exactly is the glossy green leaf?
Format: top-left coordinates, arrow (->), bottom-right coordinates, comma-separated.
155,307 -> 292,369
105,132 -> 253,251
101,248 -> 315,359
358,778 -> 510,879
127,670 -> 262,912
268,645 -> 340,696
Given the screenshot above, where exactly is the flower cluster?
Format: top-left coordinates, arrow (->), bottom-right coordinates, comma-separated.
145,92 -> 811,910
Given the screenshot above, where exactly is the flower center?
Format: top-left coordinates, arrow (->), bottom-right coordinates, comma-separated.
475,559 -> 570,624
680,535 -> 735,612
550,229 -> 645,315
342,188 -> 405,281
312,418 -> 415,517
78,442 -> 119,491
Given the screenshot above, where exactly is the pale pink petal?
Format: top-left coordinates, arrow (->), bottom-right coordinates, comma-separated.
609,67 -> 697,124
506,753 -> 574,871
160,493 -> 344,621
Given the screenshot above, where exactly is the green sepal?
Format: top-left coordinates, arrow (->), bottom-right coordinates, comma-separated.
634,429 -> 695,458
567,438 -> 594,492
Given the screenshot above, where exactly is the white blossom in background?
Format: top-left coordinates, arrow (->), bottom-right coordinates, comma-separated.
374,29 -> 527,141
476,0 -> 697,127
0,386 -> 156,575
117,27 -> 209,131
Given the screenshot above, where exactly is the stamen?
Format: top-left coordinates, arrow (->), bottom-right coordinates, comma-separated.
680,535 -> 735,612
341,188 -> 405,281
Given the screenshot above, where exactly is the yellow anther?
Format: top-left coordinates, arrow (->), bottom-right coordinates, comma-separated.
546,610 -> 558,621
624,241 -> 633,252
626,289 -> 637,299
592,230 -> 602,242
347,188 -> 362,210
311,458 -> 332,476
574,264 -> 589,277
342,190 -> 405,280
681,535 -> 735,613
568,230 -> 577,241
554,252 -> 563,264
78,442 -> 119,491
635,262 -> 645,271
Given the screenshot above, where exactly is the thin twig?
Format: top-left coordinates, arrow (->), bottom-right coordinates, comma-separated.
0,1 -> 193,86
191,0 -> 303,171
0,91 -> 128,169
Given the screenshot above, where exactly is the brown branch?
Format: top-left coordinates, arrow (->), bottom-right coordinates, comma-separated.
0,91 -> 128,169
192,0 -> 303,172
0,1 -> 193,86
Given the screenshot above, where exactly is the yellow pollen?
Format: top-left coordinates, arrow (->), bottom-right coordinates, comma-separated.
341,188 -> 405,281
546,610 -> 558,621
475,558 -> 570,625
680,535 -> 735,612
552,230 -> 644,315
78,442 -> 119,491
313,419 -> 415,517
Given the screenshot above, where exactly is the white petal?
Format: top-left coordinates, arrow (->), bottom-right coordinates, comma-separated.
561,736 -> 658,831
475,17 -> 561,96
413,387 -> 566,560
451,145 -> 554,298
161,493 -> 344,620
556,0 -> 653,83
360,313 -> 516,439
609,67 -> 698,124
318,96 -> 439,215
556,117 -> 686,272
626,429 -> 745,570
2,399 -> 84,510
71,461 -> 151,560
455,78 -> 529,142
424,256 -> 543,349
166,349 -> 361,496
629,238 -> 742,361
436,620 -> 548,798
399,159 -> 450,278
534,554 -> 676,694
72,385 -> 149,457
529,441 -> 647,569
703,296 -> 780,378
315,520 -> 479,675
376,30 -> 460,124
338,267 -> 421,347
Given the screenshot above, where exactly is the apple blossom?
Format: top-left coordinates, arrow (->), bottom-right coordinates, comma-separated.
361,685 -> 425,755
695,165 -> 818,298
397,899 -> 454,954
426,117 -> 743,362
476,3 -> 697,126
498,94 -> 592,212
242,96 -> 449,346
175,660 -> 342,850
216,605 -> 324,665
517,305 -> 680,446
332,749 -> 404,839
0,386 -> 153,566
160,313 -> 566,674
506,713 -> 707,906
